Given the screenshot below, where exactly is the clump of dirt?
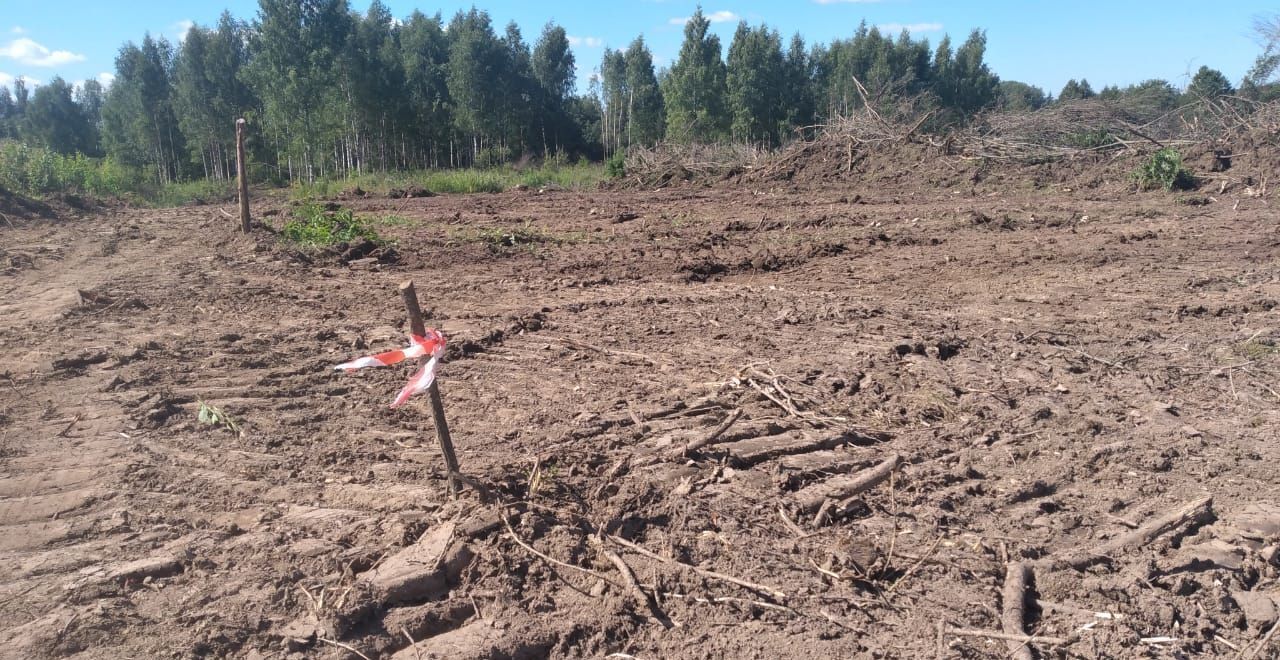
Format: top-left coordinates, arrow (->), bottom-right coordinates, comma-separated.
0,184 -> 56,224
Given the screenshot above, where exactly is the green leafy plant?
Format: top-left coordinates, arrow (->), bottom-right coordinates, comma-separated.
1132,148 -> 1194,191
457,222 -> 590,254
605,150 -> 626,179
197,401 -> 242,436
282,202 -> 382,247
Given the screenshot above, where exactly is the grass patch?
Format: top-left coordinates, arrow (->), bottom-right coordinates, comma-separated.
368,214 -> 417,227
290,162 -> 604,201
282,202 -> 383,248
453,221 -> 592,253
1236,337 -> 1279,360
147,179 -> 236,208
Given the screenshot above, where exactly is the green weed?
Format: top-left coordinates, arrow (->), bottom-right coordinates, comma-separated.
289,163 -> 604,201
1236,337 -> 1279,360
1132,148 -> 1194,191
455,221 -> 590,253
197,401 -> 242,436
369,214 -> 417,227
605,150 -> 626,178
282,202 -> 382,248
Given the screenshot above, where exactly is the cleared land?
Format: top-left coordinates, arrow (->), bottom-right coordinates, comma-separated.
1,162 -> 1278,658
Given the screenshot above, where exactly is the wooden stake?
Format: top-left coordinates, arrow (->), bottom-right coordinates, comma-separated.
235,118 -> 250,233
399,280 -> 461,497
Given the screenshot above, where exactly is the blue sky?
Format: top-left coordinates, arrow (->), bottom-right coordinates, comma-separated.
1,0 -> 1274,97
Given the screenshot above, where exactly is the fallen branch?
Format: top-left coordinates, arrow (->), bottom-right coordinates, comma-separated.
1039,496 -> 1214,570
1002,561 -> 1034,660
680,408 -> 743,455
608,534 -> 787,601
794,454 -> 902,515
658,590 -> 797,615
590,536 -> 672,629
887,536 -> 943,594
1239,614 -> 1280,660
947,627 -> 1071,647
503,510 -> 622,589
317,637 -> 373,660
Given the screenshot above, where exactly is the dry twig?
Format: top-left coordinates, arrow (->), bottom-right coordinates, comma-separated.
317,638 -> 373,660
608,534 -> 787,601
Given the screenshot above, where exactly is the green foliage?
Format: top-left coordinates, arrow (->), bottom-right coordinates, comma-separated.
1132,148 -> 1194,191
148,179 -> 235,207
282,203 -> 383,248
663,9 -> 730,142
197,401 -> 242,436
1067,129 -> 1113,149
1186,66 -> 1233,101
101,35 -> 184,184
24,77 -> 98,156
997,81 -> 1049,112
289,163 -> 603,200
727,23 -> 788,146
605,150 -> 626,178
0,140 -> 144,198
1236,336 -> 1279,360
1058,78 -> 1095,102
456,221 -> 590,253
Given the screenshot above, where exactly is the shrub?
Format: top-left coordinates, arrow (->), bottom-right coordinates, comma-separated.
1132,148 -> 1194,191
282,203 -> 382,247
605,150 -> 626,179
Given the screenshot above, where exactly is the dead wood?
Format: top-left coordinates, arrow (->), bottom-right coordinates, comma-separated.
794,454 -> 902,515
1038,495 -> 1214,570
1001,561 -> 1034,660
947,627 -> 1071,647
590,536 -> 672,629
608,534 -> 787,601
679,408 -> 743,456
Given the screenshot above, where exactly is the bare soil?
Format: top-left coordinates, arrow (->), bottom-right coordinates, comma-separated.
1,169 -> 1278,659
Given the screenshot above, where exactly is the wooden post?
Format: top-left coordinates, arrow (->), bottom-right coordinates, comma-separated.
235,118 -> 251,233
399,280 -> 461,497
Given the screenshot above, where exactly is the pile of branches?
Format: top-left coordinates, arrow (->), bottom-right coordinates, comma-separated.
959,96 -> 1280,162
1187,96 -> 1280,140
622,142 -> 768,187
959,98 -> 1183,161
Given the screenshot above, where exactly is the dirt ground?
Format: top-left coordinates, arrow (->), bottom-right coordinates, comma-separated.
1,167 -> 1278,659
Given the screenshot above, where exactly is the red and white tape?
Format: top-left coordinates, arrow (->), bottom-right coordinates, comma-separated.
335,329 -> 447,408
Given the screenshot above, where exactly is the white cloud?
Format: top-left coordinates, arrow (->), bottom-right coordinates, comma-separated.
97,71 -> 115,87
877,22 -> 944,33
10,26 -> 26,35
567,35 -> 603,47
173,19 -> 195,42
0,37 -> 86,67
669,10 -> 740,25
0,72 -> 41,87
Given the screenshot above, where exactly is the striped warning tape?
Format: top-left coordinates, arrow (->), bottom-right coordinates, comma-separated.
335,329 -> 446,408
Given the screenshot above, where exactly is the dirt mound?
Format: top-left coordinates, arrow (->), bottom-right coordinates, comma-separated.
0,185 -> 56,224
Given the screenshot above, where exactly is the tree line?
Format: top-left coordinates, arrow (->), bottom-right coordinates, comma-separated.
0,3 -> 1270,186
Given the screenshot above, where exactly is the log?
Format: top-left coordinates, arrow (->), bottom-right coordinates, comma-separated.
1001,561 -> 1034,660
1039,495 -> 1214,570
794,453 -> 902,514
